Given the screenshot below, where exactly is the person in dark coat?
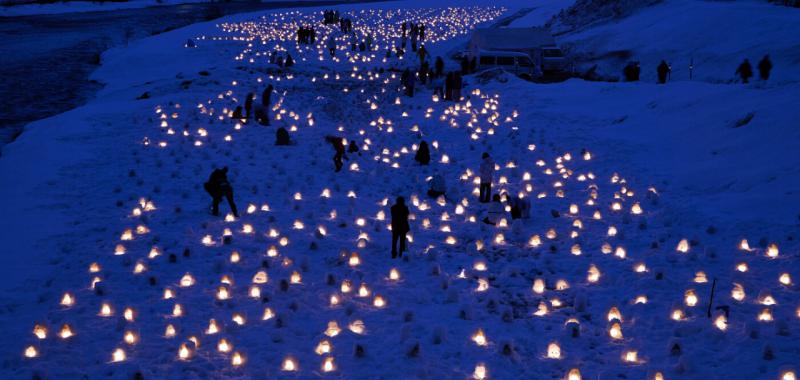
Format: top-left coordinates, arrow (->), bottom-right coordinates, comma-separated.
262,85 -> 273,108
460,56 -> 470,75
758,55 -> 772,81
204,167 -> 238,217
232,106 -> 243,119
285,54 -> 294,67
736,59 -> 753,83
657,60 -> 670,84
244,92 -> 255,118
390,196 -> 410,258
326,136 -> 346,172
623,61 -> 640,82
276,127 -> 290,145
347,140 -> 359,154
434,56 -> 444,77
415,140 -> 430,165
444,72 -> 453,100
453,73 -> 462,101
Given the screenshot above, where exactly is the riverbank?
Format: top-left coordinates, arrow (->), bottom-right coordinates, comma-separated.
0,0 -> 377,153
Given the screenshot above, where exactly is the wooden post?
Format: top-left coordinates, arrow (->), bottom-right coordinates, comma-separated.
707,277 -> 717,318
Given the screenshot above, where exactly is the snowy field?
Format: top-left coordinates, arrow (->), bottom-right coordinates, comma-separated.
1,0 -> 799,379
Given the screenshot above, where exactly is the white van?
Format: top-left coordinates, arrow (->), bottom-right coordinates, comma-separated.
475,50 -> 538,77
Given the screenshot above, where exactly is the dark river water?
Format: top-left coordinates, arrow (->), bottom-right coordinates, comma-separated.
0,0 -> 374,153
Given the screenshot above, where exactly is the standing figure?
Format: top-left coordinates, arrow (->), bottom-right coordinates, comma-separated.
758,55 -> 772,81
204,167 -> 239,218
244,92 -> 255,118
327,37 -> 337,58
479,152 -> 495,203
435,56 -> 444,77
736,59 -> 753,83
390,197 -> 410,258
326,136 -> 346,172
657,60 -> 670,84
415,140 -> 430,165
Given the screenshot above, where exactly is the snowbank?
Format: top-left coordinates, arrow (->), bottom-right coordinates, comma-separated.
552,0 -> 800,83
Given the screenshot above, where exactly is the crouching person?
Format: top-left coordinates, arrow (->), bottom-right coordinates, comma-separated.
204,167 -> 239,218
482,194 -> 504,225
427,172 -> 446,199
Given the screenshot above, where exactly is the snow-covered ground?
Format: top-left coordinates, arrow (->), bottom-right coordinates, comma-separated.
1,1 -> 798,379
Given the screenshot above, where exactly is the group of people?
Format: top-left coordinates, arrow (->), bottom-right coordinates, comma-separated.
296,26 -> 317,45
268,50 -> 295,68
322,9 -> 340,24
736,55 -> 772,83
400,21 -> 425,53
630,55 -> 774,84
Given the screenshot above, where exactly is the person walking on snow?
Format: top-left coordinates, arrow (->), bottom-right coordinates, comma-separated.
204,167 -> 239,217
479,152 -> 495,203
736,59 -> 753,83
326,136 -> 347,172
657,60 -> 670,84
391,196 -> 410,258
415,140 -> 430,165
758,55 -> 772,81
327,37 -> 337,58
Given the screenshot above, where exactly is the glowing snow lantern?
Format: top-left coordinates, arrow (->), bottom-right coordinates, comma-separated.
232,314 -> 246,325
111,348 -> 126,363
348,320 -> 366,334
767,243 -> 779,258
60,293 -> 75,307
232,352 -> 244,367
739,239 -> 751,251
623,350 -> 638,363
178,343 -> 191,360
217,338 -> 232,353
472,329 -> 488,346
779,273 -> 792,286
609,322 -> 623,339
180,273 -> 195,287
291,271 -> 302,284
676,239 -> 689,253
714,314 -> 727,331
262,307 -> 275,320
684,289 -> 698,307
547,342 -> 561,359
124,331 -> 137,345
99,303 -> 113,317
473,363 -> 488,380
567,368 -> 582,380
206,319 -> 219,335
608,307 -> 623,322
389,268 -> 400,281
33,325 -> 47,339
533,278 -> 545,294
59,324 -> 73,339
216,286 -> 230,300
320,356 -> 335,372
671,309 -> 685,321
172,304 -> 183,317
122,307 -> 134,322
24,346 -> 37,358
476,278 -> 489,292
732,283 -> 746,301
358,283 -> 370,297
758,308 -> 774,322
325,321 -> 341,337
164,324 -> 176,338
373,295 -> 386,308
349,253 -> 361,266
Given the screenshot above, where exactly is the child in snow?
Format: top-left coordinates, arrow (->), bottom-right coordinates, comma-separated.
204,167 -> 239,218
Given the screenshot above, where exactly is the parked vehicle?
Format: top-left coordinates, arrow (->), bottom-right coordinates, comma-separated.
474,50 -> 537,77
